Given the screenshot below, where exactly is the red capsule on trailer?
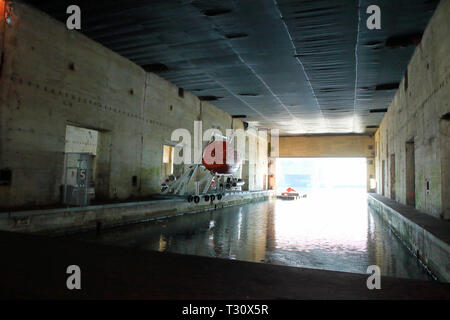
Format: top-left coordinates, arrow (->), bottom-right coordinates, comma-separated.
202,140 -> 241,174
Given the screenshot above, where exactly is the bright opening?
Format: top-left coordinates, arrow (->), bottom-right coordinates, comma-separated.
162,145 -> 174,177
276,158 -> 367,194
273,157 -> 370,272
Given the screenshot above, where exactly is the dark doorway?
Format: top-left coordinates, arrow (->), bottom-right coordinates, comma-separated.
405,140 -> 416,207
382,160 -> 385,196
390,154 -> 396,200
440,116 -> 449,219
64,125 -> 99,203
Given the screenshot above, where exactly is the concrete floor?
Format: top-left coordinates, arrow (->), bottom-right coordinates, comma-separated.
0,191 -> 271,235
0,231 -> 449,299
369,193 -> 450,244
368,194 -> 450,282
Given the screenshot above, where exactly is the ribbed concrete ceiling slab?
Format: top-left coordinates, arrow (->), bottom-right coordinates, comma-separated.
24,0 -> 439,135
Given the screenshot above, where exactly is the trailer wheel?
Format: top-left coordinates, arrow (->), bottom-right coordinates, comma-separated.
194,196 -> 200,203
217,194 -> 222,200
204,195 -> 210,202
210,194 -> 215,201
187,195 -> 193,202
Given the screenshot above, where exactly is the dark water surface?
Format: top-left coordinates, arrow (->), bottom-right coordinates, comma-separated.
68,189 -> 433,280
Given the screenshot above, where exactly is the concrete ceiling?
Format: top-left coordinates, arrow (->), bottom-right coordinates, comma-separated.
24,0 -> 439,135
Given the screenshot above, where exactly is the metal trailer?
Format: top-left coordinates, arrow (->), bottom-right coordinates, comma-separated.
160,164 -> 245,203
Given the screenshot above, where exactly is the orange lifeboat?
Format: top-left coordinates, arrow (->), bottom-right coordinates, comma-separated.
278,187 -> 300,200
202,141 -> 241,174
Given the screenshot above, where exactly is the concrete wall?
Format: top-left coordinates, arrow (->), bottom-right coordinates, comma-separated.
278,135 -> 376,191
64,125 -> 98,155
241,127 -> 269,191
374,0 -> 450,219
0,3 -> 268,209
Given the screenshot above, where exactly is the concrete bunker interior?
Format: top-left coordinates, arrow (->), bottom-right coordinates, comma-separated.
0,0 -> 449,300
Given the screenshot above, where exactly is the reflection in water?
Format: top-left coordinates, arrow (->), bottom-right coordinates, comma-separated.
69,189 -> 433,280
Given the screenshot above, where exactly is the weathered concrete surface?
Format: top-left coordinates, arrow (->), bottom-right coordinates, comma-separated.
374,0 -> 450,219
368,193 -> 450,282
0,191 -> 272,235
0,230 -> 449,299
278,135 -> 376,191
279,135 -> 375,158
0,3 -> 269,209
